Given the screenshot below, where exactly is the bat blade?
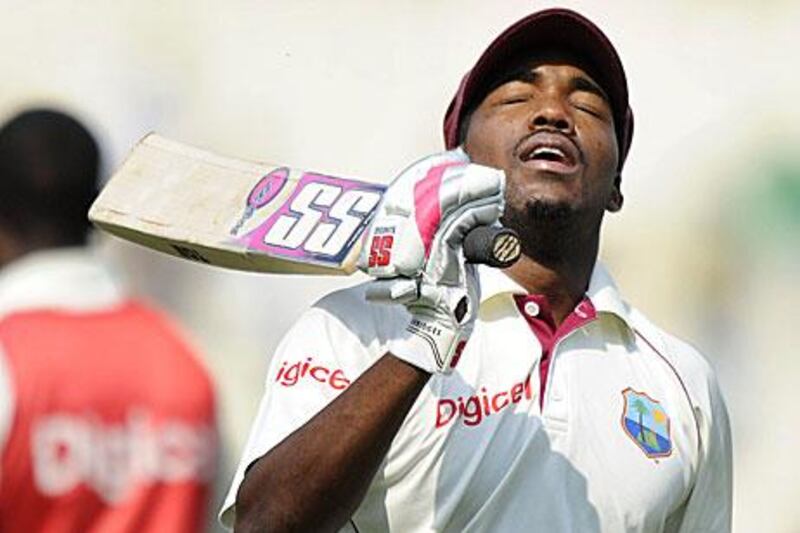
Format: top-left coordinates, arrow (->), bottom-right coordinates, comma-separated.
89,134 -> 386,275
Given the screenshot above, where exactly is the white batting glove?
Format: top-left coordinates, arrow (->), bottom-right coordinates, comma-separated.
358,149 -> 506,374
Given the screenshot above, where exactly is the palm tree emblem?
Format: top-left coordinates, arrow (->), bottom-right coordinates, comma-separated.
631,398 -> 649,443
622,389 -> 671,458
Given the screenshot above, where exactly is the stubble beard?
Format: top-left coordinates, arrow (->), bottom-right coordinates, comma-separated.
501,197 -> 589,265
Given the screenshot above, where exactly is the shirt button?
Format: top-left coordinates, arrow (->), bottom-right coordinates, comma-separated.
524,301 -> 540,317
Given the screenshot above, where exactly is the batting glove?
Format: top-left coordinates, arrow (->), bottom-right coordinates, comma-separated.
358,149 -> 506,374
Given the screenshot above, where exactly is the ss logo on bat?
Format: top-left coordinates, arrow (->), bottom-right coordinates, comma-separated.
234,171 -> 385,264
263,182 -> 381,255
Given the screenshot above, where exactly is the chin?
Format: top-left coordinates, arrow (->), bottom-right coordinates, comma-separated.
524,198 -> 576,222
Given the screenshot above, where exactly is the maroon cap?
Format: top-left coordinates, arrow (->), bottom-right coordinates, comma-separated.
443,8 -> 634,169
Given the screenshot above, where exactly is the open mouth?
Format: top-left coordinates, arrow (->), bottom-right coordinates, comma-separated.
516,133 -> 581,173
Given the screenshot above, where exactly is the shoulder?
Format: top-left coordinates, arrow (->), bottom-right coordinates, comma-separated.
301,281 -> 410,343
628,307 -> 725,413
313,281 -> 373,316
270,282 -> 410,372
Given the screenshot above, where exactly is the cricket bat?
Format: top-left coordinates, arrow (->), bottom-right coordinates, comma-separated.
89,134 -> 520,276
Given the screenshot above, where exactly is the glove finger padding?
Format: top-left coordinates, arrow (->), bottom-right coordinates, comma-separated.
358,148 -> 505,280
424,201 -> 504,286
364,199 -> 500,304
417,262 -> 480,326
364,277 -> 419,305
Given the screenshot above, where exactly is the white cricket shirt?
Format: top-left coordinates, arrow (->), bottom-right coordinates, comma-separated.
221,264 -> 732,532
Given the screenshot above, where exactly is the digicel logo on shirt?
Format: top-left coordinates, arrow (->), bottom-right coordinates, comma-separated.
436,375 -> 533,428
275,357 -> 351,390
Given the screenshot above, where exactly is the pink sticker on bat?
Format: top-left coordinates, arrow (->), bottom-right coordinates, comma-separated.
229,167 -> 289,237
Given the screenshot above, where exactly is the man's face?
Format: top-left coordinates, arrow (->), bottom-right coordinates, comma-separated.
463,53 -> 622,237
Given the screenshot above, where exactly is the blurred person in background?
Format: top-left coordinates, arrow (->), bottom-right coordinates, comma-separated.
0,109 -> 218,532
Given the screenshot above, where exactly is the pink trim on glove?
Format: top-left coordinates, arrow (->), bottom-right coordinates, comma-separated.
413,162 -> 465,258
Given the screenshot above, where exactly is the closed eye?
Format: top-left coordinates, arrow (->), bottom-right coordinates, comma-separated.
499,96 -> 530,105
488,79 -> 536,107
570,92 -> 611,121
569,76 -> 612,120
573,103 -> 605,119
570,76 -> 610,105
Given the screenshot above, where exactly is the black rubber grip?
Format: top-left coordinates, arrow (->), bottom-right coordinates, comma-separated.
463,226 -> 521,268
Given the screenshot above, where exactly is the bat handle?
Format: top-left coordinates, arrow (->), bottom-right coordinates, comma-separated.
463,225 -> 521,268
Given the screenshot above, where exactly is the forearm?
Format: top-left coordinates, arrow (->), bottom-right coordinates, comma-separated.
235,353 -> 430,533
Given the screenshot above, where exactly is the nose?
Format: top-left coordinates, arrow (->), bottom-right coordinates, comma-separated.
529,96 -> 574,134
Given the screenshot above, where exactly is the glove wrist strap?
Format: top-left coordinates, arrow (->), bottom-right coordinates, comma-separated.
387,313 -> 466,374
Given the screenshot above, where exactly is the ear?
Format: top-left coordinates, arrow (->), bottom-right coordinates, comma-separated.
606,175 -> 624,213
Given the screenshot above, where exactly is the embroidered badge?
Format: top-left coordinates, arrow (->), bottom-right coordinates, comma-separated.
621,388 -> 672,458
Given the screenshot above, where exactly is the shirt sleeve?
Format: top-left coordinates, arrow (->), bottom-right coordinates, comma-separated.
218,299 -> 380,530
676,363 -> 733,532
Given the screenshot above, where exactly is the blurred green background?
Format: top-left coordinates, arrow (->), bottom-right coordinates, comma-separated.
2,1 -> 798,531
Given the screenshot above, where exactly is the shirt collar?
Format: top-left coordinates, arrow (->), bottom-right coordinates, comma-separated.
0,247 -> 126,317
477,262 -> 634,330
585,262 -> 634,330
477,264 -> 528,302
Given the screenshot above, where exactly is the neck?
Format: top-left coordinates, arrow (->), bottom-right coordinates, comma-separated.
502,225 -> 600,324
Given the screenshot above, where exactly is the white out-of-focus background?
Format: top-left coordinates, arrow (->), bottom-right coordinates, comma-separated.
3,1 -> 799,531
